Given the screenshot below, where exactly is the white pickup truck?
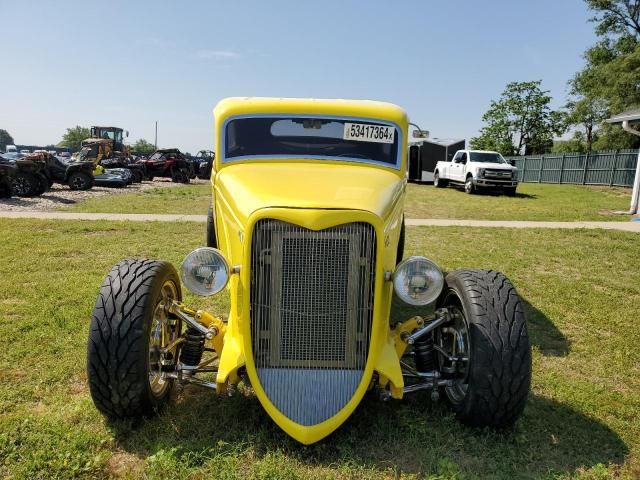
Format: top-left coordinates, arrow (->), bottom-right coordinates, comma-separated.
433,149 -> 518,195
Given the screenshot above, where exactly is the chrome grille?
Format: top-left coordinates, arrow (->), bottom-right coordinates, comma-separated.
485,169 -> 512,179
250,219 -> 376,425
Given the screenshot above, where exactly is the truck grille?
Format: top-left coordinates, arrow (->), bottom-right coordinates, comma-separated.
250,219 -> 376,425
484,169 -> 512,179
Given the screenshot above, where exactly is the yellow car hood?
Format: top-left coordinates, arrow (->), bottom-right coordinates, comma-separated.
215,162 -> 405,225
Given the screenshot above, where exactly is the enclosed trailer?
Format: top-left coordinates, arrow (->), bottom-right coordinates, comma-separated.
408,138 -> 465,182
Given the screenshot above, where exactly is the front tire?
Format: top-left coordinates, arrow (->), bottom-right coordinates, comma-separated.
87,259 -> 182,419
68,171 -> 94,191
464,176 -> 475,194
437,269 -> 531,429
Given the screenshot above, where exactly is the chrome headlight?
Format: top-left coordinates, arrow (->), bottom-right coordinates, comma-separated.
181,247 -> 230,296
393,256 -> 444,306
478,168 -> 485,178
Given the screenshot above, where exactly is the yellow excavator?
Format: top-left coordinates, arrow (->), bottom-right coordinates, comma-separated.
79,126 -> 145,182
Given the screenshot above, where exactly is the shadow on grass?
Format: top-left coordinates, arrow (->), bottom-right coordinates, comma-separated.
522,298 -> 570,356
38,193 -> 77,204
111,388 -> 626,478
464,187 -> 538,199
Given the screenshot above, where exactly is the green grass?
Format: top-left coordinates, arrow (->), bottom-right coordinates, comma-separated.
0,219 -> 638,479
63,185 -> 212,215
403,183 -> 632,221
61,182 -> 632,222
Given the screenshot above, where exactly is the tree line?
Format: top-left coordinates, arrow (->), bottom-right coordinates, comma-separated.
1,125 -> 156,155
471,0 -> 640,155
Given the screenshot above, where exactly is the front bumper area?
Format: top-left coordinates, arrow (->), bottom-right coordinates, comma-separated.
475,178 -> 518,188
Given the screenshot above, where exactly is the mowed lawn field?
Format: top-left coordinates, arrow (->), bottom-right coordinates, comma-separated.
62,183 -> 633,222
0,219 -> 638,479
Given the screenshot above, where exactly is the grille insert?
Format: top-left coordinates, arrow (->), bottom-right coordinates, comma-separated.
250,220 -> 376,425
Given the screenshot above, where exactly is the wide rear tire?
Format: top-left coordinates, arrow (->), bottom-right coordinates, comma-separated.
171,167 -> 189,184
11,172 -> 40,197
87,259 -> 182,419
434,171 -> 448,188
438,269 -> 531,429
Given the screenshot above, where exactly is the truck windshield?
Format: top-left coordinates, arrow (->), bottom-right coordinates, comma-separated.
469,152 -> 507,164
223,116 -> 401,167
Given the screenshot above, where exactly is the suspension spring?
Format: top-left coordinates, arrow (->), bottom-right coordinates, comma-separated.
414,334 -> 436,373
179,328 -> 205,366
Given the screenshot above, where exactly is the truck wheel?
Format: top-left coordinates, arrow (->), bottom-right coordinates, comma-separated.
206,202 -> 217,248
504,187 -> 517,197
434,171 -> 448,188
87,259 -> 183,419
69,172 -> 94,191
11,172 -> 40,197
437,269 -> 531,429
464,176 -> 475,194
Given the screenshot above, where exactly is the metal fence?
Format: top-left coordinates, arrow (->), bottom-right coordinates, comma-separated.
505,150 -> 638,187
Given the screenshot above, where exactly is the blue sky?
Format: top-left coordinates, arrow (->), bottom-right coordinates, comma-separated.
0,0 -> 596,153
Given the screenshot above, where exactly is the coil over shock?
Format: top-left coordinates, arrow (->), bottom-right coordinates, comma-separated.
414,334 -> 436,373
179,328 -> 205,366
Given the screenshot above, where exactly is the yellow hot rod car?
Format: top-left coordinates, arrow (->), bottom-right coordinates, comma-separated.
87,97 -> 531,444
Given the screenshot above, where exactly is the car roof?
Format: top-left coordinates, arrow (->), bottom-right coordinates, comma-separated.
213,97 -> 408,126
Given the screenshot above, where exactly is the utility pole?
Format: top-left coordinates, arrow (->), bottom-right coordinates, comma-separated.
154,121 -> 158,149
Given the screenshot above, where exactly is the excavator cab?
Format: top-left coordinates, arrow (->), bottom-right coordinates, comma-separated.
89,127 -> 128,152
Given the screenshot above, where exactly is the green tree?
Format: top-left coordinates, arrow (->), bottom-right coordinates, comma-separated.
552,132 -> 590,153
0,129 -> 14,151
58,126 -> 91,152
131,138 -> 156,155
567,1 -> 640,149
470,80 -> 565,156
585,0 -> 640,38
564,96 -> 608,151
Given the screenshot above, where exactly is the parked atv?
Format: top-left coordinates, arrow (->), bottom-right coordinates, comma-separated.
37,153 -> 95,190
138,148 -> 191,183
0,159 -> 17,198
0,153 -> 49,197
194,150 -> 215,179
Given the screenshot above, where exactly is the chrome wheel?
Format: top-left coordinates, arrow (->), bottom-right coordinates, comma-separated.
148,280 -> 180,396
437,292 -> 471,405
464,178 -> 474,194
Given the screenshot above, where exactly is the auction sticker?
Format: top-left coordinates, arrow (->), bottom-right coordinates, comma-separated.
343,123 -> 395,144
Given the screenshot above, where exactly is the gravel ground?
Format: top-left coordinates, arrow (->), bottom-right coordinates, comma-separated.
0,178 -> 192,212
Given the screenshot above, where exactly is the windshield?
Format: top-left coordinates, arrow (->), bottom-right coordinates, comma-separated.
223,116 -> 401,167
469,152 -> 507,164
